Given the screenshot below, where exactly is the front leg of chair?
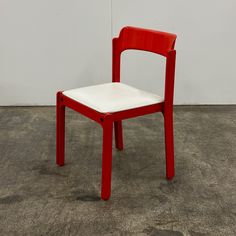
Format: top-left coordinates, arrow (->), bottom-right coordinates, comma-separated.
114,121 -> 123,150
164,109 -> 175,180
101,115 -> 113,200
56,92 -> 65,166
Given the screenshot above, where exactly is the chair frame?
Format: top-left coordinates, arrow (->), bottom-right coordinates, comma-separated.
56,26 -> 177,200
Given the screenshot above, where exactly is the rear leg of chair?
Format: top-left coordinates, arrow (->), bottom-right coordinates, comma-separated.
101,117 -> 113,200
56,92 -> 65,166
114,121 -> 123,150
164,110 -> 175,179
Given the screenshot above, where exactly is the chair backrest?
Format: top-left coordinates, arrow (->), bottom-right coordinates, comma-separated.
112,26 -> 177,106
115,26 -> 176,56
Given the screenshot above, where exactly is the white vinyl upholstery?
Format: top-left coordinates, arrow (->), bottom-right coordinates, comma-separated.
63,82 -> 163,113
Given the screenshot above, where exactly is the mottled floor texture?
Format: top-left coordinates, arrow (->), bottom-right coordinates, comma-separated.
0,106 -> 235,236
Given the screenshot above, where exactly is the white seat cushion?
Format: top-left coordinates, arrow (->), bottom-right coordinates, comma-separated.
63,82 -> 163,113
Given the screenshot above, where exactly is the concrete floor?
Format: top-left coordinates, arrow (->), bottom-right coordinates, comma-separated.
0,106 -> 235,236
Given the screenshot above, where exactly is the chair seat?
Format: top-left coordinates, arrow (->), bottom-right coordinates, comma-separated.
63,82 -> 163,113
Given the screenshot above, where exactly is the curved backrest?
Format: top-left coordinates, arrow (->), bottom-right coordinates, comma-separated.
116,26 -> 176,56
112,26 -> 177,105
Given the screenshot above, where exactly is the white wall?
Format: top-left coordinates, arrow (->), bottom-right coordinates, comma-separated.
112,0 -> 236,104
0,0 -> 111,105
1,0 -> 236,105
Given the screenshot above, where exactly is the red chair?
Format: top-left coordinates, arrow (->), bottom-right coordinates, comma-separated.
56,26 -> 177,200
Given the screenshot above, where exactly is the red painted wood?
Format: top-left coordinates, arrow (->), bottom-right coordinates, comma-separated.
114,121 -> 123,150
112,27 -> 176,82
112,103 -> 163,121
112,38 -> 121,83
112,38 -> 123,149
164,50 -> 176,109
117,26 -> 176,56
56,26 -> 177,200
56,92 -> 65,166
163,50 -> 176,179
101,115 -> 113,200
164,109 -> 175,179
61,94 -> 103,125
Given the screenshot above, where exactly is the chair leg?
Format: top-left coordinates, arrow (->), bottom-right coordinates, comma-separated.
56,92 -> 65,166
114,121 -> 123,150
101,118 -> 113,200
164,110 -> 175,180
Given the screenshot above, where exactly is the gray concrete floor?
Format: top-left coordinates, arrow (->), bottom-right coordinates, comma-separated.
0,106 -> 235,236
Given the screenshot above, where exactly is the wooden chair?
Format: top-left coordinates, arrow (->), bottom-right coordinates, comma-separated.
56,26 -> 177,200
